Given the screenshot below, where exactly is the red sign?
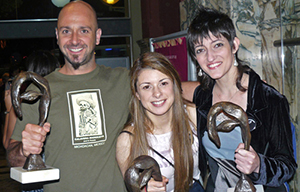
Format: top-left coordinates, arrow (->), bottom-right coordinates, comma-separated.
152,37 -> 188,81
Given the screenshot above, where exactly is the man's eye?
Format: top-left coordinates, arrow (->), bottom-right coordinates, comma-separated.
62,30 -> 69,34
82,29 -> 89,33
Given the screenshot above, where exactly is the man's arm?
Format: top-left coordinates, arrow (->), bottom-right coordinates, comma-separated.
6,139 -> 26,167
7,122 -> 51,167
182,81 -> 200,102
3,109 -> 18,149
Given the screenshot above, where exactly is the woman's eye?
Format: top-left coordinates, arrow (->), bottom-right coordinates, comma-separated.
161,81 -> 169,86
215,43 -> 223,48
142,85 -> 151,90
195,48 -> 205,54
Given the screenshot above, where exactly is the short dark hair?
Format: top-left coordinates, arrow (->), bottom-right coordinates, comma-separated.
187,6 -> 250,90
187,6 -> 236,61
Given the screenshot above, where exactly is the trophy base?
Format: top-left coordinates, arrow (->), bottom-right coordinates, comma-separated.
227,185 -> 264,192
10,166 -> 59,184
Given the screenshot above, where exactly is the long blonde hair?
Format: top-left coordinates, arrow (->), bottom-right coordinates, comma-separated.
126,52 -> 194,191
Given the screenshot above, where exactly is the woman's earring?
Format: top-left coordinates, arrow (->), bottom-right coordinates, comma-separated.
233,58 -> 238,66
198,69 -> 203,76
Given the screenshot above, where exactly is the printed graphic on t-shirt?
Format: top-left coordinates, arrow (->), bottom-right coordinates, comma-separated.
67,89 -> 107,148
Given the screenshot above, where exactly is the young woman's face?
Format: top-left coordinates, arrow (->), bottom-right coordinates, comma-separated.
135,69 -> 175,117
194,32 -> 239,80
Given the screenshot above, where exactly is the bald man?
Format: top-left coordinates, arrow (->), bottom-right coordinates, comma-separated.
7,1 -> 129,191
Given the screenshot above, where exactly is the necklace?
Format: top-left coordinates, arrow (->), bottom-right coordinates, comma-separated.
214,88 -> 240,102
214,76 -> 247,102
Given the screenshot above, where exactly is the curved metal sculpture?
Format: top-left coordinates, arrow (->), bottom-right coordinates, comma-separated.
124,155 -> 163,192
207,101 -> 256,192
11,71 -> 51,171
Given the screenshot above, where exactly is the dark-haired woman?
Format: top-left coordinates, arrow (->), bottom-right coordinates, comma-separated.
187,6 -> 297,192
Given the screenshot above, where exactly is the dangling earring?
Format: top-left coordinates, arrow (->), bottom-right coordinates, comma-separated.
233,57 -> 238,67
198,69 -> 203,76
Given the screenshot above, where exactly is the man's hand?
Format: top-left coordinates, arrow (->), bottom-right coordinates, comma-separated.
22,122 -> 51,157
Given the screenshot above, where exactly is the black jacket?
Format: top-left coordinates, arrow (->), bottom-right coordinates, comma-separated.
193,70 -> 297,189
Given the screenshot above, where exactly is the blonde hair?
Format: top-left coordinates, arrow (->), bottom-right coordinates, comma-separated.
126,52 -> 194,191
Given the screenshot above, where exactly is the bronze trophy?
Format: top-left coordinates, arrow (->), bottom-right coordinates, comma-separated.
207,102 -> 257,192
10,71 -> 59,184
124,155 -> 162,192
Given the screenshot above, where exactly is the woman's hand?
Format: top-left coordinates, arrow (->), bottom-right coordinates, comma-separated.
143,176 -> 169,192
235,143 -> 260,174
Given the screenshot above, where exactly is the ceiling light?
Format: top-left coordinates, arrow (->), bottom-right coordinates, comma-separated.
102,0 -> 119,5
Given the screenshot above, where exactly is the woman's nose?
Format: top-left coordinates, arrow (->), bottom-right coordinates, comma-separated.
207,49 -> 216,62
153,87 -> 162,98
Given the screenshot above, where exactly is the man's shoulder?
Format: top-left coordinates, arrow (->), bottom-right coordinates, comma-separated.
97,65 -> 130,81
44,69 -> 59,81
98,65 -> 129,75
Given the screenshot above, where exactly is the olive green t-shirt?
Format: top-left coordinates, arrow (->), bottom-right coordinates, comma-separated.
12,65 -> 130,191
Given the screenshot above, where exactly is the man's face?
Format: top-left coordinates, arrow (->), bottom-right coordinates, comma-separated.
56,3 -> 101,69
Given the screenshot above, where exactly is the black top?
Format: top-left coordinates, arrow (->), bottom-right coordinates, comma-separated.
193,70 -> 297,190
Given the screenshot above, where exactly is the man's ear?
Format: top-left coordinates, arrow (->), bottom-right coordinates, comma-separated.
96,28 -> 102,45
232,37 -> 240,54
55,28 -> 59,43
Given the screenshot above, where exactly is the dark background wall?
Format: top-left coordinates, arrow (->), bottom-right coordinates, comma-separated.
141,0 -> 181,39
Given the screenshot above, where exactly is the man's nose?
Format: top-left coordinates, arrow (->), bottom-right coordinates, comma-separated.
71,32 -> 79,45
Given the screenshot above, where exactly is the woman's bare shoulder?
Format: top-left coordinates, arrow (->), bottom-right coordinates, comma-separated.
118,125 -> 134,141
